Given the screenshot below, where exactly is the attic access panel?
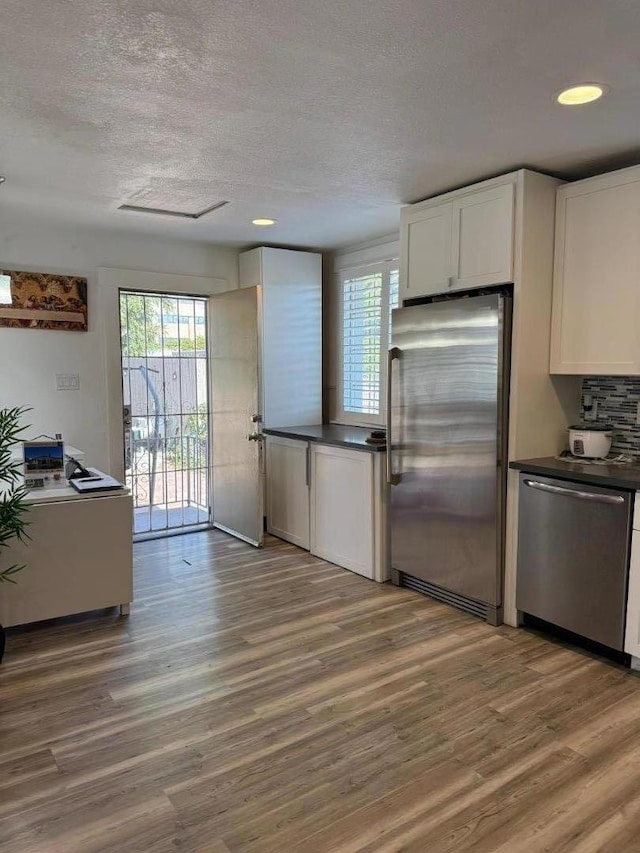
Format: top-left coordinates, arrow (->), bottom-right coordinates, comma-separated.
119,186 -> 229,219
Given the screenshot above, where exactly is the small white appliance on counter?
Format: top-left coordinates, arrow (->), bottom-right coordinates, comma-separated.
568,424 -> 613,458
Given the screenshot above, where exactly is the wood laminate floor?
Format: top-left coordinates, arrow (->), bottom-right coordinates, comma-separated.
2,531 -> 640,852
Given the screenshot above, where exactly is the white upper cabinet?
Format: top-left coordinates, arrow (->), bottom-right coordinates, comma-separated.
452,184 -> 514,290
400,178 -> 515,301
239,246 -> 322,426
401,203 -> 452,299
550,167 -> 640,375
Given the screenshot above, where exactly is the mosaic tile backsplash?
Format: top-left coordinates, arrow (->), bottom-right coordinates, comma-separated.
581,377 -> 640,457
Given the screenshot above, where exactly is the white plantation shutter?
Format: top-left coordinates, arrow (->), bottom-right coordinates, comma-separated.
338,262 -> 400,425
342,271 -> 384,415
389,268 -> 400,328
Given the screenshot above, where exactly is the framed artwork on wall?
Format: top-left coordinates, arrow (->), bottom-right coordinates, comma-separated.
0,269 -> 88,331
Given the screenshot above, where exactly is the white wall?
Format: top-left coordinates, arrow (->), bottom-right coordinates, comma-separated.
0,209 -> 239,471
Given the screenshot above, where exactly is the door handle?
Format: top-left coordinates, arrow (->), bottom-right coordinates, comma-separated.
523,479 -> 625,505
386,346 -> 401,486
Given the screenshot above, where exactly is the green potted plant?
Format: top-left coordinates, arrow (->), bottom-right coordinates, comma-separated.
0,406 -> 31,662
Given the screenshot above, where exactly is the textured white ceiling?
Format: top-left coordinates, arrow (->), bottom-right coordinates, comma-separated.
1,0 -> 639,249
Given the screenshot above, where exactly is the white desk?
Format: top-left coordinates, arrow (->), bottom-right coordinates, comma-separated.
0,486 -> 133,628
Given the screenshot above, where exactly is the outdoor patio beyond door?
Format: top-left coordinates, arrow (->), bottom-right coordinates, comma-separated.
120,291 -> 211,537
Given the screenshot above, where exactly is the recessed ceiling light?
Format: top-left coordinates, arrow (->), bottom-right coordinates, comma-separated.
557,84 -> 608,106
252,218 -> 277,226
0,177 -> 6,185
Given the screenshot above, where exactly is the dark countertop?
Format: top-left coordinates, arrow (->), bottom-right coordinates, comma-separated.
263,424 -> 386,452
510,457 -> 640,491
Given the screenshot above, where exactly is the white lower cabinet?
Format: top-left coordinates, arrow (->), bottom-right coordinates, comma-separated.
310,444 -> 373,578
310,444 -> 387,582
625,494 -> 640,665
266,436 -> 310,549
265,437 -> 388,581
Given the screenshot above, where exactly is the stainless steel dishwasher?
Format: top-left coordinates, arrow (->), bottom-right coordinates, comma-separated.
516,473 -> 632,650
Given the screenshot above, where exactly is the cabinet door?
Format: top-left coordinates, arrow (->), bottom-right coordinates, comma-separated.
550,177 -> 640,374
400,202 -> 452,300
451,184 -> 514,290
310,445 -> 374,578
266,436 -> 310,549
260,248 -> 322,427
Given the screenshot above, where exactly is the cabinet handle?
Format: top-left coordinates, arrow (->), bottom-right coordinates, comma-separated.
305,445 -> 311,487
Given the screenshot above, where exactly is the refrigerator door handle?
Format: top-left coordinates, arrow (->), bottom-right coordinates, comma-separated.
387,346 -> 401,486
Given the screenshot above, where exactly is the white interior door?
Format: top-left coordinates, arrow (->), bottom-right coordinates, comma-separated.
210,287 -> 264,546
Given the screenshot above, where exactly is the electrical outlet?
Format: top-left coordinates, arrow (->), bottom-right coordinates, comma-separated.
583,395 -> 598,422
56,373 -> 80,391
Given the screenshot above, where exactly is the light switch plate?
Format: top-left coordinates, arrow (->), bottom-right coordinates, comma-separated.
56,373 -> 80,391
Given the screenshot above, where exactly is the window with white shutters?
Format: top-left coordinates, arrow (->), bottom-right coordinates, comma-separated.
338,261 -> 399,426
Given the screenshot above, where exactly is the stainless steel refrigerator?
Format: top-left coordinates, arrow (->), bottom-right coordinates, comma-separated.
388,291 -> 511,625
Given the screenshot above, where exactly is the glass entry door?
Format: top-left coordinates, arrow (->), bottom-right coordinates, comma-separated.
120,291 -> 211,537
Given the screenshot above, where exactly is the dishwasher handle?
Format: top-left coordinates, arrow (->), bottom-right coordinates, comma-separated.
523,479 -> 626,505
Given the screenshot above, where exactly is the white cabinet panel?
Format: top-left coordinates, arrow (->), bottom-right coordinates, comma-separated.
310,444 -> 374,578
625,521 -> 640,659
401,203 -> 452,300
551,172 -> 640,374
452,184 -> 514,290
266,436 -> 310,549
